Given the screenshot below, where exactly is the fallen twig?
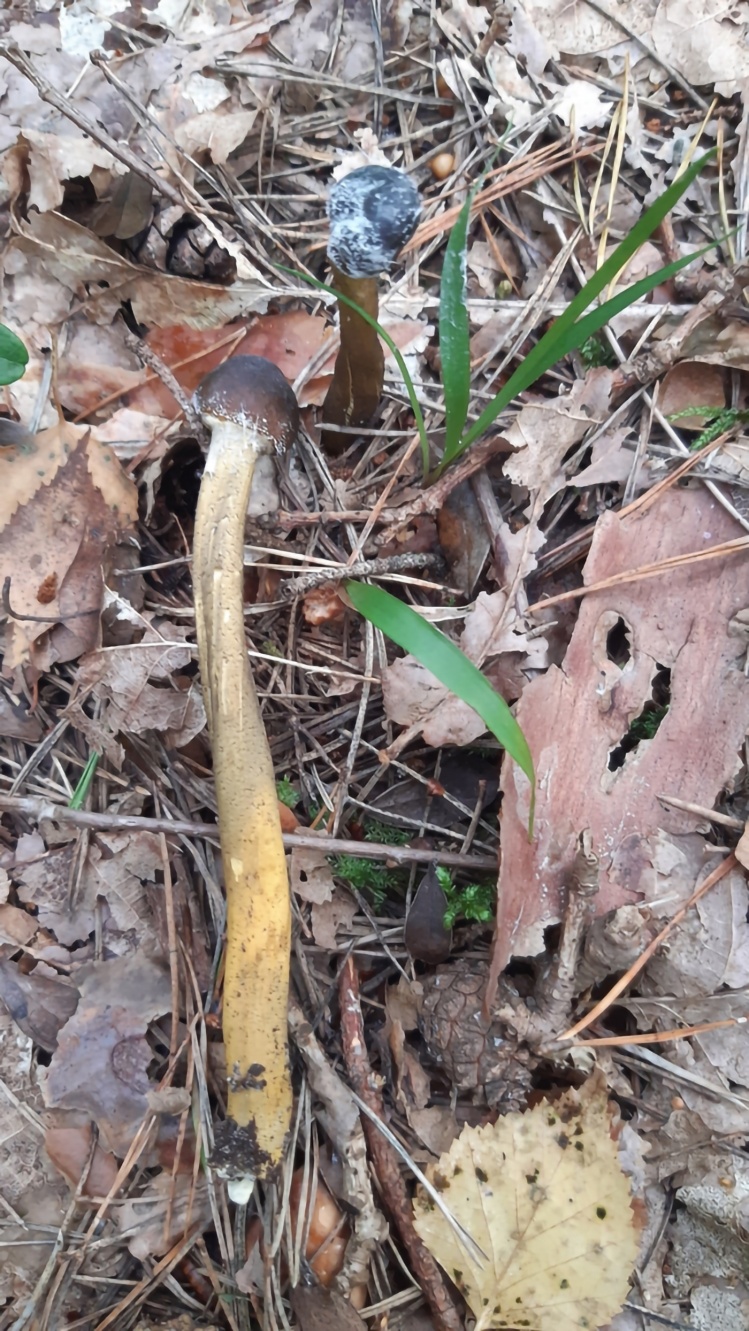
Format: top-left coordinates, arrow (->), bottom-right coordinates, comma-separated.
280,553 -> 443,600
0,794 -> 499,871
338,956 -> 463,1331
288,1001 -> 386,1297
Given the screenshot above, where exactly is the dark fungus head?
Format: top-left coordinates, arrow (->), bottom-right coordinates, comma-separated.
327,165 -> 421,279
194,355 -> 300,454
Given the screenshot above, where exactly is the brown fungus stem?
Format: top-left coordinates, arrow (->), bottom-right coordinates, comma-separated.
192,355 -> 299,1199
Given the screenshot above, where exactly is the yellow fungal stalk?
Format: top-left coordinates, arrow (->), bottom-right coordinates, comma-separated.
192,356 -> 299,1199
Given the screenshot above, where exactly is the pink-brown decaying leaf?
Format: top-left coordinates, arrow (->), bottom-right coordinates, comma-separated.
74,620 -> 206,758
45,1118 -> 120,1198
0,421 -> 137,671
42,953 -> 172,1156
494,484 -> 749,969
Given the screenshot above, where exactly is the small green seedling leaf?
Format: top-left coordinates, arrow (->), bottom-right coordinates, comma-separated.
345,580 -> 535,833
0,324 -> 29,387
440,191 -> 474,457
68,752 -> 99,810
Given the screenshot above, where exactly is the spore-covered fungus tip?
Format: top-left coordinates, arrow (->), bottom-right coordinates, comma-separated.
327,165 -> 421,279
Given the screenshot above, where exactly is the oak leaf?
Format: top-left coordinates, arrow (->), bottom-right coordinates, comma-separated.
413,1075 -> 639,1331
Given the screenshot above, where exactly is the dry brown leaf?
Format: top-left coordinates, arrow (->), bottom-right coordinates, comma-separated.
0,959 -> 79,1051
652,0 -> 749,94
495,485 -> 749,965
0,903 -> 36,955
273,0 -> 376,92
515,0 -> 749,93
668,1163 -> 749,1308
571,427 -> 644,490
74,620 -> 206,757
55,318 -> 142,418
413,1074 -> 639,1331
0,690 -> 42,741
0,419 -> 137,671
174,107 -> 257,164
512,0 -> 652,61
123,313 -> 328,416
15,842 -> 93,947
310,894 -> 356,949
504,370 -> 614,506
0,1012 -> 72,1300
290,846 -> 335,905
408,1106 -> 462,1158
15,830 -> 162,953
42,953 -> 171,1156
116,1173 -> 212,1259
678,314 -> 749,371
642,863 -> 749,995
45,1115 -> 120,1198
13,129 -> 122,213
10,211 -> 271,329
658,362 -> 727,427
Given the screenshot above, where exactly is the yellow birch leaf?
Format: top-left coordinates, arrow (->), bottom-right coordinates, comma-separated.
412,1073 -> 639,1331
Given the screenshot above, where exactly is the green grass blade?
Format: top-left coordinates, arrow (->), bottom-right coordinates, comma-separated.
0,324 -> 28,386
437,150 -> 716,472
440,192 -> 473,457
538,239 -> 721,365
453,240 -> 719,465
276,263 -> 430,473
68,752 -> 99,810
345,579 -> 535,833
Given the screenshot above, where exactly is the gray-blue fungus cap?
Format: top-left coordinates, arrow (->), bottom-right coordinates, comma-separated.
327,165 -> 421,279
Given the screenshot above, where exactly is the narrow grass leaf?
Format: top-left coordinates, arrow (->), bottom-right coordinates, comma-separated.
438,150 -> 716,472
0,324 -> 28,386
276,263 -> 430,473
440,193 -> 473,457
345,580 -> 535,832
69,752 -> 99,810
540,239 -> 721,364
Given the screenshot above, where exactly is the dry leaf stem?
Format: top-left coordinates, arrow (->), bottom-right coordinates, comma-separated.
338,956 -> 463,1331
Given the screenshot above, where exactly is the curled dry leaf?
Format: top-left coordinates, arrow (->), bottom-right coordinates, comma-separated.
413,1074 -> 639,1331
0,419 -> 138,671
73,619 -> 206,761
503,370 -> 614,508
9,212 -> 271,332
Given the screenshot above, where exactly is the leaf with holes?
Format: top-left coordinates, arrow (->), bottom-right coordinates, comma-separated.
413,1073 -> 639,1331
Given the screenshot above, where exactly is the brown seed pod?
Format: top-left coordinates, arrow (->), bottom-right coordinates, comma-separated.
430,152 -> 456,181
